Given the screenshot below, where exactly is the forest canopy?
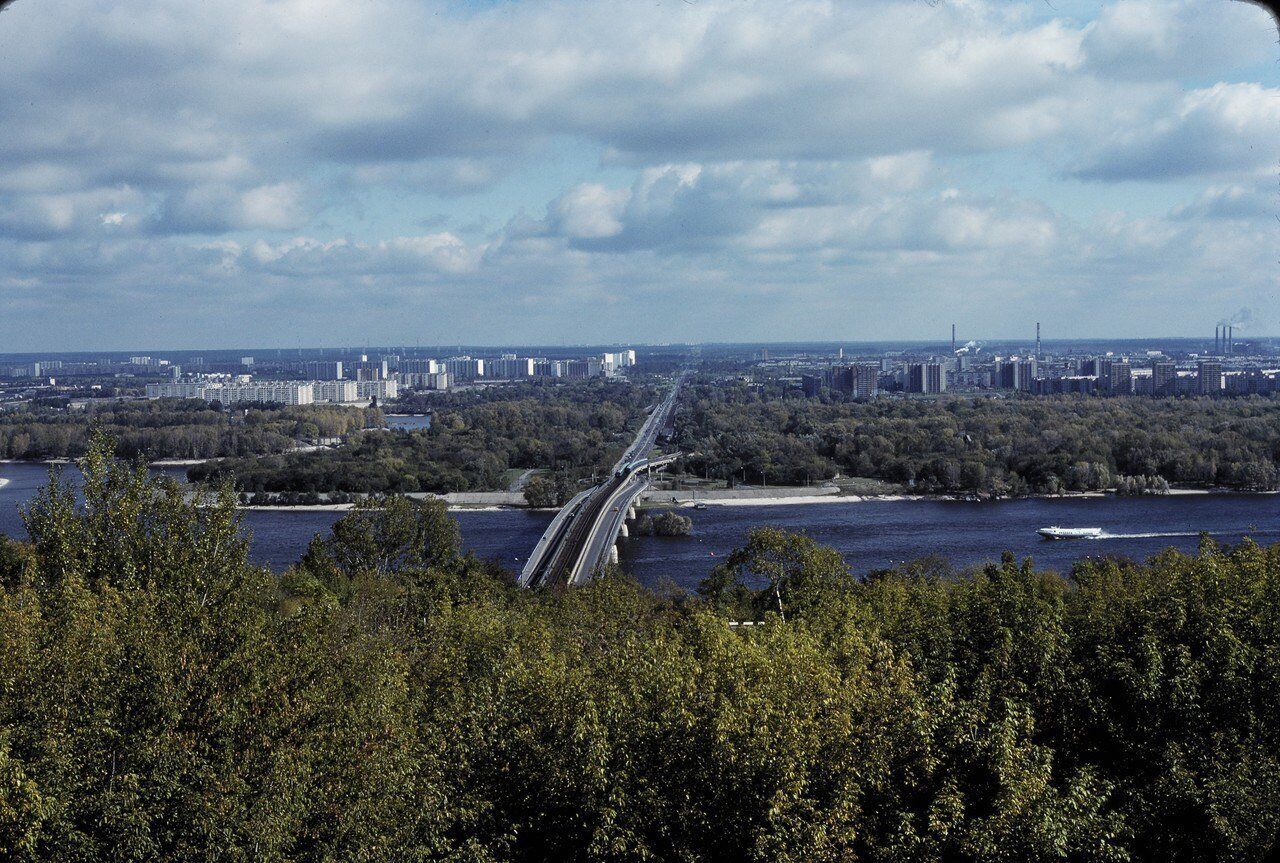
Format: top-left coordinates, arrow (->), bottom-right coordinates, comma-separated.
2,444 -> 1280,860
191,379 -> 657,494
0,398 -> 377,461
674,379 -> 1280,494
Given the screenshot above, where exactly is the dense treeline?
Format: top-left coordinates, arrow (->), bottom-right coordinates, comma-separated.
0,399 -> 377,461
387,378 -> 655,415
192,380 -> 656,494
634,509 -> 693,536
675,380 -> 1280,494
3,445 -> 1280,860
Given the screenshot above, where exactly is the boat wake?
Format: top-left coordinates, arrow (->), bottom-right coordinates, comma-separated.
1094,530 -> 1203,540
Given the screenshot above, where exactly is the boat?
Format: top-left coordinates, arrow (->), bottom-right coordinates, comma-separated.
1038,526 -> 1103,540
691,501 -> 708,510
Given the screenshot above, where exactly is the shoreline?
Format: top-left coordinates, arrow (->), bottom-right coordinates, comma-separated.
4,458 -> 1271,509
236,503 -> 511,514
223,486 -> 1278,513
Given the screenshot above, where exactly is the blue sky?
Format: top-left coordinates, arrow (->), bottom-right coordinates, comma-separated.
0,0 -> 1276,350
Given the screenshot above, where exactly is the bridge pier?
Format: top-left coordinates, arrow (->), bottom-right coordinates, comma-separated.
609,545 -> 619,564
620,522 -> 629,538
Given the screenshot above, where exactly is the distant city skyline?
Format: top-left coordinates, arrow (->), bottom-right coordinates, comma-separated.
1,0 -> 1276,351
1,334 -> 1275,361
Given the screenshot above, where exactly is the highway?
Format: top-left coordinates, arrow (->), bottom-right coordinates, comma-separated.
521,372 -> 685,588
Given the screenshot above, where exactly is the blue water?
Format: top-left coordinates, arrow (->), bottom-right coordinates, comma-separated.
385,414 -> 431,430
619,496 -> 1280,589
0,461 -> 549,571
4,460 -> 1278,589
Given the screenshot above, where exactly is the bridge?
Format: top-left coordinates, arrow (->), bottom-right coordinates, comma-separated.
520,375 -> 684,588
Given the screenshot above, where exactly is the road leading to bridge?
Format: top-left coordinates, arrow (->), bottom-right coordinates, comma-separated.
521,372 -> 685,588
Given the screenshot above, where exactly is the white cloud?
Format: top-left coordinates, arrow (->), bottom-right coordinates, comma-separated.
0,0 -> 1276,346
1171,181 -> 1278,220
1073,82 -> 1280,180
1082,0 -> 1274,79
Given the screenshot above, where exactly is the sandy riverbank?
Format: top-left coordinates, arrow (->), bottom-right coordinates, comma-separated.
690,493 -> 926,507
236,503 -> 510,513
0,458 -> 72,465
214,486 -> 1276,514
649,486 -> 1275,508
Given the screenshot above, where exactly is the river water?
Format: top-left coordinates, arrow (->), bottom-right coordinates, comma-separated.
3,460 -> 1278,591
384,414 -> 431,430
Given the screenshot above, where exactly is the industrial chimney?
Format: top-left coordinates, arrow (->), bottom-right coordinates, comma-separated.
1215,325 -> 1220,355
1035,322 -> 1041,361
952,323 -> 956,355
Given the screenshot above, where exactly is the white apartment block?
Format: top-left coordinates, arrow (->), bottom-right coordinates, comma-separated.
401,371 -> 450,390
444,357 -> 485,381
314,380 -> 359,403
356,379 -> 398,400
601,350 -> 637,376
488,356 -> 536,379
146,381 -> 315,405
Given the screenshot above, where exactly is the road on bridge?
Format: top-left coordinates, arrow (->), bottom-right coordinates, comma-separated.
521,371 -> 686,588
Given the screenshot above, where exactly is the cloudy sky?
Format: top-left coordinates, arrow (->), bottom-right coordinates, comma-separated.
1,0 -> 1276,350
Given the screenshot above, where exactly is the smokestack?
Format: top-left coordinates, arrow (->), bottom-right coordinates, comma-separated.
1035,322 -> 1041,361
1229,325 -> 1234,355
952,323 -> 956,355
1215,325 -> 1220,355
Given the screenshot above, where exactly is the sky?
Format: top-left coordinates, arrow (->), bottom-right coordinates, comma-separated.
0,0 -> 1277,350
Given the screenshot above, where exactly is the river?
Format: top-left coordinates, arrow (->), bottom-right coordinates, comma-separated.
3,460 -> 1278,591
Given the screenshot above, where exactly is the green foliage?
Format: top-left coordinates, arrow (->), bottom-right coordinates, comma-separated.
193,380 -> 657,495
296,494 -> 461,590
633,510 -> 692,537
701,526 -> 852,620
521,474 -> 560,508
4,449 -> 1280,860
0,398 -> 376,461
675,379 -> 1280,494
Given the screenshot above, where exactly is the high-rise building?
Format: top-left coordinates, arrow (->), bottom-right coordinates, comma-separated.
352,359 -> 389,381
401,371 -> 450,390
822,363 -> 879,399
996,358 -> 1036,390
562,358 -> 603,379
1151,361 -> 1177,396
444,357 -> 485,381
1016,359 -> 1038,391
355,379 -> 398,400
314,380 -> 359,403
533,359 -> 564,378
801,374 -> 823,398
1102,361 -> 1132,395
304,361 -> 344,380
489,355 -> 535,379
907,362 -> 946,394
399,359 -> 439,375
1198,361 -> 1223,395
600,351 -> 637,376
146,380 -> 315,405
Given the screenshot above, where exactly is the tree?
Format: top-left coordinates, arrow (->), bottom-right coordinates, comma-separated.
705,527 -> 851,620
522,474 -> 559,508
299,494 -> 461,587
